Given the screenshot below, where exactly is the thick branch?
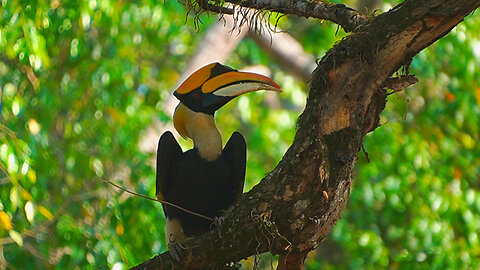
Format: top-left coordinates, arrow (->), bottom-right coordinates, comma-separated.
132,0 -> 480,269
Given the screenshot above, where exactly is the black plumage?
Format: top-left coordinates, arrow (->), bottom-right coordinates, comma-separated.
156,130 -> 246,236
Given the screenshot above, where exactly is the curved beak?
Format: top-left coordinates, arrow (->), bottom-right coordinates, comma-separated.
202,70 -> 282,97
200,70 -> 281,111
173,63 -> 282,114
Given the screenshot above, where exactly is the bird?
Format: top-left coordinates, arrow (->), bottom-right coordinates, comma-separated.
156,62 -> 281,258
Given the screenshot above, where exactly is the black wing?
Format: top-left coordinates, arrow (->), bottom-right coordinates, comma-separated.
156,131 -> 183,201
221,131 -> 247,200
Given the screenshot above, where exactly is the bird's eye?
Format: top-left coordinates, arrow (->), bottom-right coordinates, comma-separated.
193,93 -> 200,99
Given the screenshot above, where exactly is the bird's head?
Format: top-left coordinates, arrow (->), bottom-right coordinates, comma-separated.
172,62 -> 281,138
173,62 -> 281,115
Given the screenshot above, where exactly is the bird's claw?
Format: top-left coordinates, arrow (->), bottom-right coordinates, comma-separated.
167,240 -> 183,262
213,216 -> 225,229
212,216 -> 225,238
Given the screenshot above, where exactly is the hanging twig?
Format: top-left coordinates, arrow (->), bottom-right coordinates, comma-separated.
103,180 -> 214,222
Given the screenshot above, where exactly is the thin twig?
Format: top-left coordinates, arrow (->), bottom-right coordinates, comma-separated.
383,75 -> 418,94
103,180 -> 214,222
361,144 -> 370,163
201,0 -> 367,32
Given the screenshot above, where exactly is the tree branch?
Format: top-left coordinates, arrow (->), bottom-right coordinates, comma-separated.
131,0 -> 480,268
383,75 -> 418,94
196,0 -> 367,32
248,28 -> 316,81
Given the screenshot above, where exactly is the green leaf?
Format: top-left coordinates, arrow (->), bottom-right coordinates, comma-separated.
9,230 -> 23,247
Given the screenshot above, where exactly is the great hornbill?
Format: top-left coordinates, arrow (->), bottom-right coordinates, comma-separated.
156,62 -> 281,257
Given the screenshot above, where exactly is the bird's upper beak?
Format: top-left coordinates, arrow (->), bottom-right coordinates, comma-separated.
200,70 -> 281,97
174,63 -> 281,114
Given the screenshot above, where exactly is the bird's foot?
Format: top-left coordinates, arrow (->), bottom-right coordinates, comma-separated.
213,216 -> 225,229
213,216 -> 225,238
167,240 -> 183,261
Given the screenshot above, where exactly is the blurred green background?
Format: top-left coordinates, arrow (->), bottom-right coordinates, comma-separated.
1,0 -> 479,269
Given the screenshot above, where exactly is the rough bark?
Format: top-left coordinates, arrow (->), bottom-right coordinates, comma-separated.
131,0 -> 480,269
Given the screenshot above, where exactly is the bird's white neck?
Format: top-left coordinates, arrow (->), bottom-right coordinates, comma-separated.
173,104 -> 222,161
188,117 -> 222,161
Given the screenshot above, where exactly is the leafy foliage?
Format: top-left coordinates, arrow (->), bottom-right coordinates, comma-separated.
0,0 -> 478,269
